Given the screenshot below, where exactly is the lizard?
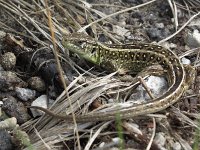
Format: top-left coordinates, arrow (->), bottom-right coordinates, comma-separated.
28,33 -> 195,122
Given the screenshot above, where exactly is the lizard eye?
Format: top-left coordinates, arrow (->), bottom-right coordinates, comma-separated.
91,47 -> 96,53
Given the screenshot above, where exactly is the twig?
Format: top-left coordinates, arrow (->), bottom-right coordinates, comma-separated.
146,117 -> 156,150
44,0 -> 81,149
138,76 -> 155,99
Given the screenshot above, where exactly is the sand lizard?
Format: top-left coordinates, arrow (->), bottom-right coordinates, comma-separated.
28,34 -> 195,122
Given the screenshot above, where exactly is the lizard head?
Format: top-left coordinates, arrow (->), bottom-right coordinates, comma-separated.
62,33 -> 101,64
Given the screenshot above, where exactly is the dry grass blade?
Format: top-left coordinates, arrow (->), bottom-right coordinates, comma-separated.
78,0 -> 157,32
176,0 -> 200,8
146,118 -> 156,150
84,121 -> 111,150
158,11 -> 200,44
171,107 -> 200,129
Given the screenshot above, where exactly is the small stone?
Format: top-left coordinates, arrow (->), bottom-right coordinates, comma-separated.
172,142 -> 181,150
161,42 -> 177,49
30,95 -> 48,117
154,132 -> 166,147
113,25 -> 129,39
1,52 -> 16,70
146,27 -> 170,40
144,76 -> 168,99
181,57 -> 191,65
28,76 -> 46,92
2,96 -> 30,124
15,87 -> 36,101
0,130 -> 14,150
0,71 -> 27,91
112,137 -> 122,144
0,30 -> 6,39
132,76 -> 168,102
0,117 -> 17,129
99,142 -> 105,148
155,23 -> 165,29
185,29 -> 200,48
146,28 -> 162,39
